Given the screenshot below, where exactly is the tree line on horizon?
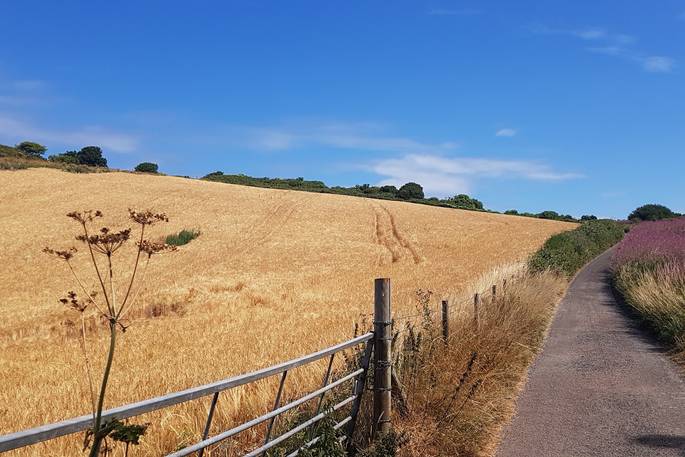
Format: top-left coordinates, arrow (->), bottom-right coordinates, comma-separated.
4,141 -> 680,223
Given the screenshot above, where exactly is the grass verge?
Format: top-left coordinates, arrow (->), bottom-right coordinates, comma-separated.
613,261 -> 685,364
356,266 -> 569,456
529,219 -> 625,275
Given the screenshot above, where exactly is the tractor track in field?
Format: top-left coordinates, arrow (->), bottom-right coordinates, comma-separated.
233,193 -> 305,255
371,203 -> 422,265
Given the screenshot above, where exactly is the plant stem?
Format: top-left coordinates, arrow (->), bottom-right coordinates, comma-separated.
80,315 -> 97,417
118,225 -> 145,318
83,223 -> 112,315
89,321 -> 117,457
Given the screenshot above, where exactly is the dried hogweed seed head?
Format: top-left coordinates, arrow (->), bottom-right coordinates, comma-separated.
138,240 -> 177,257
66,210 -> 103,225
76,228 -> 132,255
60,290 -> 88,313
43,246 -> 78,261
128,209 -> 169,226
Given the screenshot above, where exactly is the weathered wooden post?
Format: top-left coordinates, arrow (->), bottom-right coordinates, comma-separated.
492,284 -> 497,299
373,278 -> 392,437
441,299 -> 450,344
473,293 -> 481,332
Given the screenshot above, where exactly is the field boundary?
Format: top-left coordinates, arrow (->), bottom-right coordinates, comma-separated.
0,273 -> 515,456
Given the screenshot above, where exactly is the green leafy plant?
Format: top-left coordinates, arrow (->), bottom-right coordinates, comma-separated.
356,430 -> 406,457
165,228 -> 201,246
44,209 -> 176,456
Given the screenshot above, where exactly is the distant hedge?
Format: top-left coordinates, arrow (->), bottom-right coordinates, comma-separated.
529,219 -> 626,276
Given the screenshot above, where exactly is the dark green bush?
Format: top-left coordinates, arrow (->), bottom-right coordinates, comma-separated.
165,229 -> 200,246
445,194 -> 484,210
134,162 -> 159,173
529,219 -> 625,275
77,146 -> 108,167
16,141 -> 47,158
628,204 -> 678,222
49,150 -> 80,164
397,182 -> 424,200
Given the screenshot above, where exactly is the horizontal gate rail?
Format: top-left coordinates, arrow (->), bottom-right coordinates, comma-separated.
0,332 -> 374,454
167,368 -> 364,456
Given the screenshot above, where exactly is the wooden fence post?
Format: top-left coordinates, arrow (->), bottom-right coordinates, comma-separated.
373,278 -> 392,438
491,284 -> 497,298
441,300 -> 449,344
473,293 -> 481,332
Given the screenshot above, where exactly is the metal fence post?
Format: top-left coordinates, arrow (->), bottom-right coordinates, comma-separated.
441,299 -> 449,344
373,278 -> 392,438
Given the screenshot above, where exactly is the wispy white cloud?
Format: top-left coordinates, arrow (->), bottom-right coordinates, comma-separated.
0,114 -> 139,153
642,56 -> 676,73
230,122 -> 459,155
495,128 -> 517,137
427,8 -> 482,16
370,154 -> 583,196
534,25 -> 673,73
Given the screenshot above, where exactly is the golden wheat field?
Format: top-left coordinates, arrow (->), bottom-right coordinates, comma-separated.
0,168 -> 575,456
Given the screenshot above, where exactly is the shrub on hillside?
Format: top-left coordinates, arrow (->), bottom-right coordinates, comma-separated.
0,144 -> 25,158
379,185 -> 399,195
135,162 -> 159,173
446,194 -> 484,210
529,219 -> 625,275
48,150 -> 80,164
77,146 -> 107,167
48,146 -> 108,167
628,204 -> 678,222
16,141 -> 47,158
397,182 -> 424,200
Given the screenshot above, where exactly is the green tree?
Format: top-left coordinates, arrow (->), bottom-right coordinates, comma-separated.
397,182 -> 424,200
628,204 -> 677,222
16,141 -> 47,158
581,215 -> 598,221
446,194 -> 484,210
380,185 -> 398,195
505,209 -> 519,215
537,210 -> 560,220
134,162 -> 159,173
48,150 -> 79,164
77,146 -> 108,167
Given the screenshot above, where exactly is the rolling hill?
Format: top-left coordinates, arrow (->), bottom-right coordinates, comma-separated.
0,168 -> 575,455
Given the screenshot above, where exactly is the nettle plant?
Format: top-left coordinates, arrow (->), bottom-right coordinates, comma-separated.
44,209 -> 176,456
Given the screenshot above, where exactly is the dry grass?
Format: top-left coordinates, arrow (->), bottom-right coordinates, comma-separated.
0,168 -> 575,456
614,262 -> 685,364
391,267 -> 568,457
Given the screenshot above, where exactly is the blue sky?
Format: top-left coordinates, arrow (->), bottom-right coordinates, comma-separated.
1,1 -> 683,218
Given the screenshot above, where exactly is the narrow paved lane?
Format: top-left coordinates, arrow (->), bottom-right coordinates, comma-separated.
497,249 -> 685,457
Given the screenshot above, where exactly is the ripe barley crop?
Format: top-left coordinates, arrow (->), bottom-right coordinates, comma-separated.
0,168 -> 575,456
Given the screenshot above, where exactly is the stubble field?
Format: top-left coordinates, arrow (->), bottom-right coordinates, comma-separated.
0,168 -> 575,455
